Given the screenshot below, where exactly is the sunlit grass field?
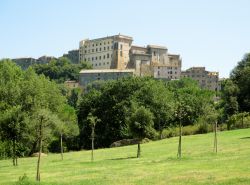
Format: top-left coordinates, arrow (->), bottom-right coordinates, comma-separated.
0,128 -> 250,185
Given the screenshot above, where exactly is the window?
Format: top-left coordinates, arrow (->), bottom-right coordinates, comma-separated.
158,67 -> 160,69
104,47 -> 106,50
92,57 -> 94,61
99,63 -> 101,66
100,43 -> 102,45
107,62 -> 109,64
92,44 -> 94,47
120,51 -> 122,56
104,62 -> 105,65
92,49 -> 94,52
96,57 -> 97,60
114,42 -> 118,49
96,43 -> 98,46
108,46 -> 110,50
158,71 -> 160,76
99,56 -> 101,60
100,48 -> 101,51
88,58 -> 90,61
154,51 -> 156,56
95,64 -> 97,66
85,50 -> 87,54
120,44 -> 123,50
104,42 -> 106,45
103,55 -> 106,59
107,53 -> 110,58
96,48 -> 98,52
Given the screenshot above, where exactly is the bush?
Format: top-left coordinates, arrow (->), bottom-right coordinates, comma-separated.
227,114 -> 250,130
0,141 -> 11,159
15,174 -> 37,185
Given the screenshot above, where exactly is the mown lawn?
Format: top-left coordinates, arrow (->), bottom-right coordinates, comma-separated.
0,128 -> 250,185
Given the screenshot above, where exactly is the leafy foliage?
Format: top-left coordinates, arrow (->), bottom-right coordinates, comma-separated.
230,53 -> 250,112
32,57 -> 92,83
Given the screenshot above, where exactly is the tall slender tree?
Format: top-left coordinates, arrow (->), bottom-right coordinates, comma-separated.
87,112 -> 100,162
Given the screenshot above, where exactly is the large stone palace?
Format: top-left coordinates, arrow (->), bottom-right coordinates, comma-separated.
79,34 -> 184,87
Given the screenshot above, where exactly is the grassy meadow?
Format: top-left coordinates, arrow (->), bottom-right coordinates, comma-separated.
0,128 -> 250,185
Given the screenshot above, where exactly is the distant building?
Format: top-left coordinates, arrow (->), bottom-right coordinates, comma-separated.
79,34 -> 133,70
64,80 -> 79,89
181,67 -> 219,91
129,45 -> 182,79
12,57 -> 38,70
38,56 -> 56,63
12,56 -> 56,70
79,69 -> 135,87
78,34 -> 182,87
63,49 -> 79,64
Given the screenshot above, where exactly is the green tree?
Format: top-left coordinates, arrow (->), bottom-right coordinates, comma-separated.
87,112 -> 100,162
55,105 -> 79,160
29,109 -> 60,182
128,105 -> 156,158
230,53 -> 250,111
0,106 -> 27,166
220,79 -> 239,120
32,57 -> 92,83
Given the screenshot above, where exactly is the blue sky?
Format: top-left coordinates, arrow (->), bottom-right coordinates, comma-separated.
1,0 -> 250,78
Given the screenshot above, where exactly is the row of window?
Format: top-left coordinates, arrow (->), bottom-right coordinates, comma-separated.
91,62 -> 110,67
157,71 -> 178,75
84,41 -> 113,48
84,46 -> 113,53
157,67 -> 178,70
84,53 -> 112,61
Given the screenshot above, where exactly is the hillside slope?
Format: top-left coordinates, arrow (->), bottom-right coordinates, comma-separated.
0,128 -> 250,185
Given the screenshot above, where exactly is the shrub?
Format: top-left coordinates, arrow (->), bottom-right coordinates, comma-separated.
15,174 -> 37,185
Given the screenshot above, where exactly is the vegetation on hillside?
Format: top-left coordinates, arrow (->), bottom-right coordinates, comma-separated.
0,51 -> 250,183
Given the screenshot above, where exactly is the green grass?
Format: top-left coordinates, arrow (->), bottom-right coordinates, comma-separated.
1,129 -> 250,185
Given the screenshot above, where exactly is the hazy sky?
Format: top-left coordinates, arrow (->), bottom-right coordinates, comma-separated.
1,0 -> 250,78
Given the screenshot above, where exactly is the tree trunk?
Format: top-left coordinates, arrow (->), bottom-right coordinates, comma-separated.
36,123 -> 42,182
214,121 -> 217,153
241,115 -> 244,128
137,142 -> 141,158
60,133 -> 63,160
12,139 -> 16,166
160,129 -> 163,140
91,126 -> 94,162
177,121 -> 182,158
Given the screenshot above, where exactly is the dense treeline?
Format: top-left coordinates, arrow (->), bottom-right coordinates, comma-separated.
0,60 -> 78,163
219,53 -> 250,129
77,77 -> 215,149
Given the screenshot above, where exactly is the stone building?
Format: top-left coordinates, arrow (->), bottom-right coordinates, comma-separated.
79,34 -> 133,70
181,67 -> 219,91
38,56 -> 56,63
63,49 -> 79,64
79,69 -> 135,87
12,57 -> 52,70
78,34 -> 182,87
129,45 -> 182,79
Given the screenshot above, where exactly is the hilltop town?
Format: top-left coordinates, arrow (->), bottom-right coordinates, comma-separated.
12,34 -> 220,91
